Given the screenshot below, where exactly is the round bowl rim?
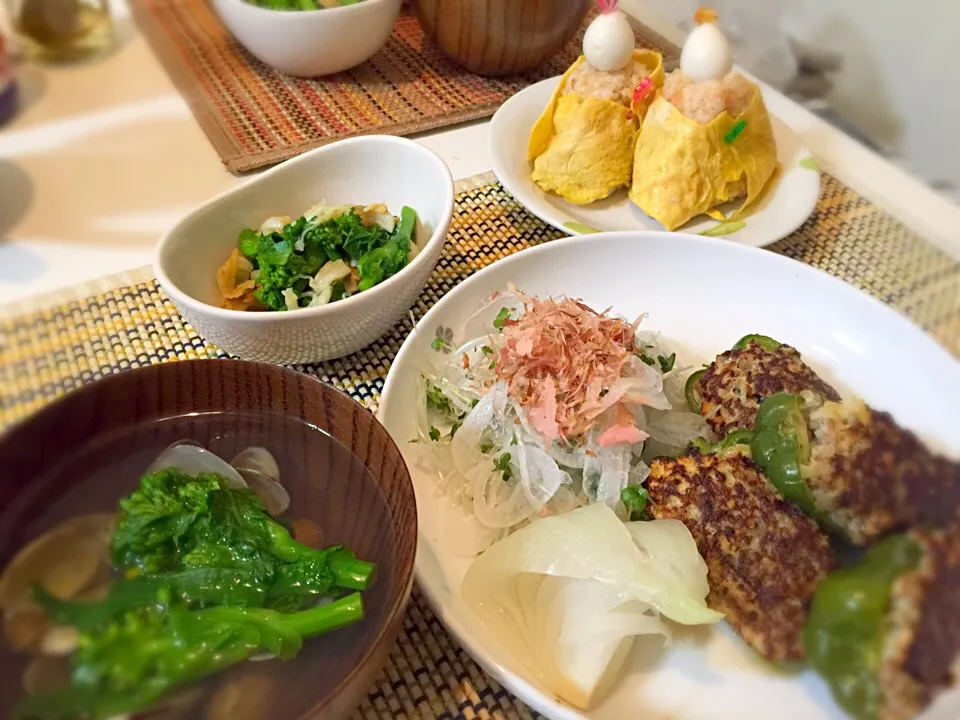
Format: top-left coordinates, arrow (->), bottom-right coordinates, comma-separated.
152,136 -> 455,325
0,359 -> 418,718
213,0 -> 396,18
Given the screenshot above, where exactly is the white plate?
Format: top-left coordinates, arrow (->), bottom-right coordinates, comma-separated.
489,77 -> 821,248
378,232 -> 960,720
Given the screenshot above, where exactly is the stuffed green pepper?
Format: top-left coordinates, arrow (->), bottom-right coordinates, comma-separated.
805,525 -> 960,720
749,391 -> 960,545
686,335 -> 841,437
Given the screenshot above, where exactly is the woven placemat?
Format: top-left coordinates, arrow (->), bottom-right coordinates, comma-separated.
130,0 -> 678,173
1,172 -> 959,718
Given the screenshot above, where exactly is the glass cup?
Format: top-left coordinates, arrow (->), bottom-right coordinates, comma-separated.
6,0 -> 114,63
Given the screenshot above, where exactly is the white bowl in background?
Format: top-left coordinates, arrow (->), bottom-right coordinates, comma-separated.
211,0 -> 402,78
154,135 -> 454,364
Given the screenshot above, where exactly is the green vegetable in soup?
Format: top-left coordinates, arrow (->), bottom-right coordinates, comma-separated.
15,588 -> 364,720
106,468 -> 373,611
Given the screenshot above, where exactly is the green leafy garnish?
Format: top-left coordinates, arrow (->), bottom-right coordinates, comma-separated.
620,486 -> 650,521
494,453 -> 513,481
234,206 -> 416,312
493,307 -> 512,331
658,353 -> 676,372
481,345 -> 493,355
426,383 -> 457,418
428,426 -> 441,442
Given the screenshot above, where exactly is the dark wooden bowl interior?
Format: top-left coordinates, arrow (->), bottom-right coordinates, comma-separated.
0,360 -> 417,719
412,0 -> 592,76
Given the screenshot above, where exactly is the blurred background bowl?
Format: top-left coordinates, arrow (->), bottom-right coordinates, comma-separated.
411,0 -> 592,76
211,0 -> 402,78
0,360 -> 418,719
154,135 -> 454,365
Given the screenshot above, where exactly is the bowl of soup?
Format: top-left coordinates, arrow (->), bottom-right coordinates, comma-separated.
0,360 -> 417,720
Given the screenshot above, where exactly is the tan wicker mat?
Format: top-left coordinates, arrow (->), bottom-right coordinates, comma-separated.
1,172 -> 959,718
129,0 -> 679,173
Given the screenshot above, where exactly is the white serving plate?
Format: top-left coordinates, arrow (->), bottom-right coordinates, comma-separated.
489,77 -> 821,248
378,232 -> 960,720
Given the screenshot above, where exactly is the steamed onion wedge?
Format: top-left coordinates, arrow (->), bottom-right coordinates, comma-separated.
461,503 -> 722,710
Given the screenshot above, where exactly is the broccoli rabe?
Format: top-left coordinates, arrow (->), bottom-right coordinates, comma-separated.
239,206 -> 416,311
105,468 -> 373,612
16,588 -> 364,720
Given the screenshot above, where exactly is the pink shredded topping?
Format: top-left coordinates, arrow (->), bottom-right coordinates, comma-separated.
598,404 -> 650,447
598,0 -> 619,13
495,293 -> 642,442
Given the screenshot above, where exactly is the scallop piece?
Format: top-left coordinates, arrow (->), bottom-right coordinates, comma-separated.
230,447 -> 281,483
237,469 -> 290,516
258,216 -> 291,235
147,442 -> 247,489
206,672 -> 274,720
0,513 -> 115,611
22,655 -> 72,695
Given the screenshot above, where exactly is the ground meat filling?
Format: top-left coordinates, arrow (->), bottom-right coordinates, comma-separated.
646,452 -> 835,661
696,341 -> 841,436
805,400 -> 960,545
662,69 -> 755,124
565,58 -> 652,107
881,526 -> 960,720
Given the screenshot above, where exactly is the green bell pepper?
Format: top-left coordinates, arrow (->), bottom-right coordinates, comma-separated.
732,334 -> 782,351
748,392 -> 820,518
685,369 -> 707,413
692,429 -> 754,457
803,533 -> 923,720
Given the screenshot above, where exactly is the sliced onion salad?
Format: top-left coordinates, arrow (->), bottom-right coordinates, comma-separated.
414,293 -> 712,555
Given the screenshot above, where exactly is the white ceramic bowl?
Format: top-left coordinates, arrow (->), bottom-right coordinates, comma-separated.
211,0 -> 402,78
154,136 -> 454,364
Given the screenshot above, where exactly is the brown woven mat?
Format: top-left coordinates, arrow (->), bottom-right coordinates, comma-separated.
130,0 -> 678,173
2,173 -> 959,718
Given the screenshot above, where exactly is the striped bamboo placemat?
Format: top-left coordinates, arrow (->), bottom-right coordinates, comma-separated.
1,172 -> 958,718
129,0 -> 678,173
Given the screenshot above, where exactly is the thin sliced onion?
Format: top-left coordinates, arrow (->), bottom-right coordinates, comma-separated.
515,441 -> 568,511
472,468 -> 537,529
645,409 -> 711,448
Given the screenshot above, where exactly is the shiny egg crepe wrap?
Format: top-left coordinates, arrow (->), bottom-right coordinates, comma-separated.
628,82 -> 779,231
528,50 -> 665,205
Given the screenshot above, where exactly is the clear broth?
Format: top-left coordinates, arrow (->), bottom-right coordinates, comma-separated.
0,411 -> 398,719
